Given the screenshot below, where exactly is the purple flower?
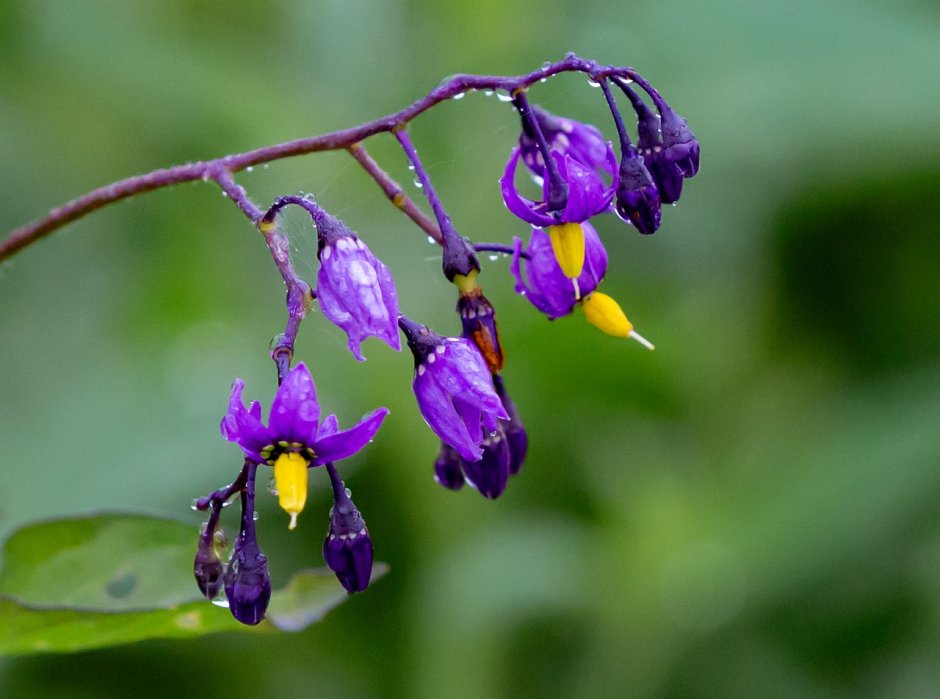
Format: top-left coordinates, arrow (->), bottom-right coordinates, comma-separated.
493,375 -> 527,475
501,147 -> 617,229
323,488 -> 373,593
193,535 -> 224,600
614,151 -> 662,235
509,222 -> 608,319
519,105 -> 615,179
316,213 -> 400,362
399,316 -> 508,462
221,363 -> 388,528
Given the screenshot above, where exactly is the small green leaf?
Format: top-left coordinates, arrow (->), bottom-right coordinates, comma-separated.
0,512 -> 386,655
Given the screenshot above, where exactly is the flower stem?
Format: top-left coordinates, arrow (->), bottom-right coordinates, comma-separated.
599,78 -> 635,159
511,90 -> 568,213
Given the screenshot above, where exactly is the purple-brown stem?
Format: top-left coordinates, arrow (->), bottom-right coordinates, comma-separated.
346,143 -> 442,244
599,78 -> 636,159
392,128 -> 460,245
2,53 -> 644,262
511,89 -> 568,213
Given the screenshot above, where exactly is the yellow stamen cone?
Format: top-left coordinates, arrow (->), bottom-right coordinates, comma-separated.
582,292 -> 655,349
453,270 -> 479,294
273,453 -> 309,529
547,222 -> 585,279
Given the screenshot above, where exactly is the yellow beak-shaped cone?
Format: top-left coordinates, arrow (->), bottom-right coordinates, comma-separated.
273,452 -> 309,530
581,293 -> 656,349
548,222 -> 585,279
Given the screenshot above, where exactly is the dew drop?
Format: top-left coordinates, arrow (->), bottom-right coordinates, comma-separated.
252,511 -> 260,521
671,202 -> 678,207
267,477 -> 278,495
483,89 -> 494,97
211,595 -> 230,608
542,61 -> 552,69
269,332 -> 286,351
496,90 -> 512,103
344,487 -> 352,498
453,91 -> 466,100
427,236 -> 436,245
213,529 -> 227,548
190,499 -> 200,511
539,77 -> 548,83
488,254 -> 499,261
413,178 -> 423,189
246,166 -> 254,172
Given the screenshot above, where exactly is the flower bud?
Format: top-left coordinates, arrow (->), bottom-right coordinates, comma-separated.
223,536 -> 271,626
323,496 -> 373,593
434,442 -> 465,490
614,153 -> 661,235
460,427 -> 511,499
659,107 -> 700,178
458,289 -> 504,374
193,538 -> 224,600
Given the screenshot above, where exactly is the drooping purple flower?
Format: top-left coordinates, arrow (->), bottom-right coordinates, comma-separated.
509,221 -> 608,319
460,426 -> 511,499
614,151 -> 662,235
221,362 -> 388,466
323,485 -> 373,593
519,105 -> 615,179
399,316 -> 508,462
659,105 -> 700,179
315,211 -> 400,361
501,147 -> 618,228
458,289 -> 503,374
433,443 -> 465,490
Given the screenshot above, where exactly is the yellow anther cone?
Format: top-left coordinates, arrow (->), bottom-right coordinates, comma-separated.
453,270 -> 479,294
582,292 -> 655,349
547,223 -> 585,279
273,452 -> 309,529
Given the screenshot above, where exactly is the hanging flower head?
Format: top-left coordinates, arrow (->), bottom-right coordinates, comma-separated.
221,363 -> 388,529
399,315 -> 508,462
518,105 -> 615,179
314,209 -> 401,361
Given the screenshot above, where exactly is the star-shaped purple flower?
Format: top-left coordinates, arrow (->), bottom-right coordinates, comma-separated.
509,221 -> 608,319
399,316 -> 508,462
501,146 -> 618,228
221,362 -> 388,466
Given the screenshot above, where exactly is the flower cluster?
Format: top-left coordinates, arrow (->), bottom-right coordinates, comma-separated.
189,58 -> 697,624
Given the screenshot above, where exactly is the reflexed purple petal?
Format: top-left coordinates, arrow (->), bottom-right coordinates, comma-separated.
500,148 -> 554,227
268,363 -> 320,444
311,408 -> 389,464
520,106 -> 614,178
454,398 -> 483,446
317,413 -> 339,439
220,379 -> 270,460
414,369 -> 481,462
556,151 -> 615,223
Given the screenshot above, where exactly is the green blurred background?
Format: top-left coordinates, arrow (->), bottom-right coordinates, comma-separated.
1,1 -> 938,696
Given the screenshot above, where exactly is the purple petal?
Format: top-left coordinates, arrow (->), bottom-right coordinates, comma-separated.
317,413 -> 339,439
268,363 -> 320,445
311,408 -> 389,464
429,341 -> 508,420
454,398 -> 483,446
500,148 -> 554,226
414,369 -> 481,462
557,152 -> 614,223
220,379 -> 270,460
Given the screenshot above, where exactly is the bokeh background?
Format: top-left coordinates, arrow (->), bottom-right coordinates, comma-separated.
1,1 -> 938,696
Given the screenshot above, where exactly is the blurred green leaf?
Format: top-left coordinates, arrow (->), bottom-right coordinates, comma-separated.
0,513 -> 385,656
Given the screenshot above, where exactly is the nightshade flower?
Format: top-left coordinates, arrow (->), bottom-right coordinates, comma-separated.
510,222 -> 608,319
399,316 -> 508,462
315,210 -> 401,361
221,362 -> 389,529
519,105 -> 615,179
501,146 -> 616,281
224,522 -> 271,626
460,426 -> 511,499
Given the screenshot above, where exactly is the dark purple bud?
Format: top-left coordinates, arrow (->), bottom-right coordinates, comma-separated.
442,232 -> 481,282
323,492 -> 373,593
627,87 -> 684,204
434,442 -> 465,490
223,535 -> 271,626
193,534 -> 224,600
659,107 -> 699,178
458,289 -> 504,374
614,153 -> 662,235
494,376 -> 527,476
460,427 -> 511,499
